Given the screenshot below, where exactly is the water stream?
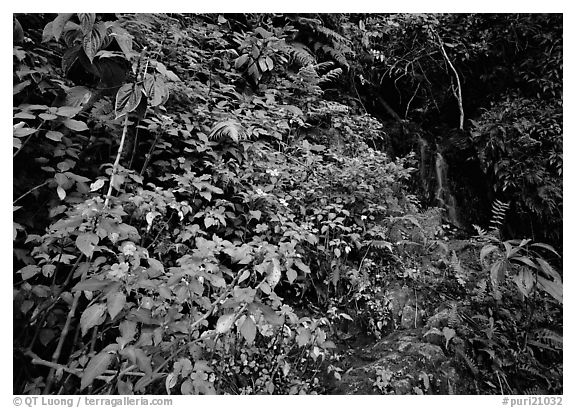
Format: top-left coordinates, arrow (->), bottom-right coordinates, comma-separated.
434,150 -> 460,226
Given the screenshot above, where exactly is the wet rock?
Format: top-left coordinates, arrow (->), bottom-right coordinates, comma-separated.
393,378 -> 412,394
425,307 -> 462,330
400,304 -> 424,329
386,286 -> 411,318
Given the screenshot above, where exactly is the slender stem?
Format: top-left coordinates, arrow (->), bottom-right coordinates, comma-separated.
13,180 -> 50,205
104,115 -> 130,210
44,264 -> 89,394
139,131 -> 161,177
14,124 -> 42,158
352,73 -> 368,114
405,82 -> 421,119
25,351 -> 143,378
128,118 -> 141,170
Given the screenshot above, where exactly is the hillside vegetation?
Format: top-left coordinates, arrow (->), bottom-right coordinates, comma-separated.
13,13 -> 562,395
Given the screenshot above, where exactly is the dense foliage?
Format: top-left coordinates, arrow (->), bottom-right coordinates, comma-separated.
13,13 -> 562,395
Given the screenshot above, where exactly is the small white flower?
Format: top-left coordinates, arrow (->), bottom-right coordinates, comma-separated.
279,198 -> 289,207
122,242 -> 137,256
266,169 -> 280,177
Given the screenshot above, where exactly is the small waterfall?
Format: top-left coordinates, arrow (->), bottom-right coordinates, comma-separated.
434,151 -> 460,226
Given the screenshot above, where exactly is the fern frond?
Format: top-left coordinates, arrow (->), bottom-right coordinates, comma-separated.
329,268 -> 340,288
448,303 -> 460,328
319,44 -> 350,68
314,24 -> 352,47
533,328 -> 563,350
472,224 -> 487,237
489,199 -> 510,232
90,97 -> 114,123
454,347 -> 479,375
319,67 -> 343,85
288,42 -> 316,67
208,120 -> 247,142
314,61 -> 335,72
473,279 -> 488,302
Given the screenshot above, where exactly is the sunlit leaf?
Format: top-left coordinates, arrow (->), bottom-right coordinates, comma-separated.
216,314 -> 235,334
115,84 -> 142,118
52,13 -> 74,41
80,303 -> 107,336
77,13 -> 96,35
80,351 -> 114,390
107,291 -> 126,319
76,232 -> 99,257
83,22 -> 107,63
240,315 -> 257,344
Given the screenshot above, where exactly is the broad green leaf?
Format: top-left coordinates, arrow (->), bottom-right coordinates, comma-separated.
83,22 -> 107,63
62,45 -> 81,75
119,320 -> 137,342
18,265 -> 40,280
249,210 -> 262,220
266,259 -> 281,288
530,242 -> 560,257
234,54 -> 249,69
42,21 -> 55,42
510,255 -> 537,269
72,278 -> 113,292
80,303 -> 107,336
216,313 -> 235,334
143,75 -> 169,107
258,57 -> 268,72
77,13 -> 96,35
14,111 -> 35,119
132,348 -> 152,375
81,351 -> 114,390
147,258 -> 165,275
514,267 -> 535,298
45,131 -> 64,142
286,268 -> 298,284
90,179 -> 105,191
152,61 -> 181,82
54,173 -> 68,186
117,379 -> 133,395
296,328 -> 311,346
52,13 -> 74,41
490,260 -> 505,285
56,106 -> 82,118
293,259 -> 311,274
238,269 -> 250,283
115,84 -> 142,118
56,185 -> 66,200
13,80 -> 31,95
14,127 -> 37,138
107,291 -> 126,319
240,316 -> 257,344
480,244 -> 499,264
63,118 -> 88,131
249,302 -> 283,326
76,232 -> 99,257
233,287 -> 256,303
537,277 -> 563,304
535,258 -> 562,282
442,327 -> 456,348
110,25 -> 134,59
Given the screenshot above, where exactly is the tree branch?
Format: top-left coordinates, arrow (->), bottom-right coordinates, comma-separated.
104,115 -> 129,210
433,30 -> 464,130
